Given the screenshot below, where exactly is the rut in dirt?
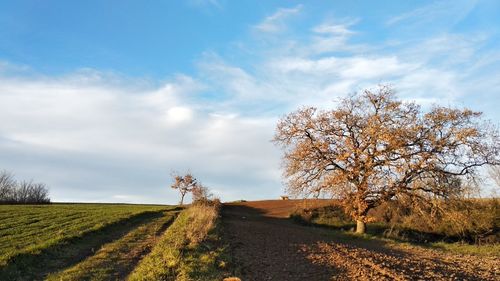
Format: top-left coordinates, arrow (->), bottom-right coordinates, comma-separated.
222,201 -> 499,281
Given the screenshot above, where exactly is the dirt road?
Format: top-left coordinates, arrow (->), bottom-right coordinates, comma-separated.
222,200 -> 499,281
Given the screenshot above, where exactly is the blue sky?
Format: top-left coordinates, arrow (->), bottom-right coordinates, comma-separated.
0,0 -> 499,204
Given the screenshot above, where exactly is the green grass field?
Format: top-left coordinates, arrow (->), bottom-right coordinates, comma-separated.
46,210 -> 178,281
0,203 -> 179,280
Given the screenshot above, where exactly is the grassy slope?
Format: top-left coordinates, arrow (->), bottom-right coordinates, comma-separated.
425,241 -> 500,256
46,210 -> 178,281
0,204 -> 175,280
129,203 -> 231,281
177,218 -> 233,281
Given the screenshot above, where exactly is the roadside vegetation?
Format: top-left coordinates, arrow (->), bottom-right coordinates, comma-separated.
129,200 -> 232,281
0,204 -> 175,279
291,197 -> 500,256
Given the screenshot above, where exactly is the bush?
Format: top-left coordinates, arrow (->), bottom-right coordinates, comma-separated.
291,197 -> 500,244
0,171 -> 50,204
387,198 -> 499,244
192,185 -> 215,205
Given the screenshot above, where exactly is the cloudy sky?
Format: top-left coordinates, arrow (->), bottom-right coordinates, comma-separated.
0,0 -> 499,204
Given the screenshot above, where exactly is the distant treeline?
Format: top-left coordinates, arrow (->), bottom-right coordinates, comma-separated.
0,171 -> 50,204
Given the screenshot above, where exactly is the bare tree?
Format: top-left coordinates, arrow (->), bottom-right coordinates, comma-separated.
192,184 -> 212,203
0,170 -> 50,204
171,172 -> 198,205
0,171 -> 16,202
274,86 -> 500,233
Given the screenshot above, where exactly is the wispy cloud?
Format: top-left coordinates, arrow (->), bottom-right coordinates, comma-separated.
187,0 -> 222,10
386,0 -> 478,29
253,5 -> 302,33
307,19 -> 364,54
312,19 -> 358,36
200,6 -> 500,116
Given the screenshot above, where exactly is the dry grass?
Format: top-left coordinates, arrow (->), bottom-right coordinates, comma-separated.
373,197 -> 500,244
185,204 -> 218,246
128,200 -> 229,281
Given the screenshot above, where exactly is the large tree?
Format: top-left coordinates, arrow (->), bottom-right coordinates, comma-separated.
274,86 -> 500,233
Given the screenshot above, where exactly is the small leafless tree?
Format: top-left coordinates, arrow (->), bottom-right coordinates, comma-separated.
192,184 -> 212,203
274,86 -> 500,233
171,172 -> 198,205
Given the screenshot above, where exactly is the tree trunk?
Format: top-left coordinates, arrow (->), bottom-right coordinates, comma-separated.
356,219 -> 366,234
180,193 -> 185,206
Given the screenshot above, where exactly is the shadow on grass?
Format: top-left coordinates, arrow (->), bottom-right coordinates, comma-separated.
291,211 -> 457,244
0,210 -> 172,281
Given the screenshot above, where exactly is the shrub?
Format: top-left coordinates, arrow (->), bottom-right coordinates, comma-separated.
192,185 -> 214,205
370,197 -> 500,243
291,196 -> 500,244
402,198 -> 498,243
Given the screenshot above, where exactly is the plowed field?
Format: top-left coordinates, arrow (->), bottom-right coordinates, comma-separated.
222,200 -> 499,281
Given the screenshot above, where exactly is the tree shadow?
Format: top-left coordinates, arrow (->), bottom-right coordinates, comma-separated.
221,204 -> 346,281
221,203 -> 484,281
0,210 -> 166,281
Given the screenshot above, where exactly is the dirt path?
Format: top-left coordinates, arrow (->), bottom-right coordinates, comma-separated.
222,201 -> 499,281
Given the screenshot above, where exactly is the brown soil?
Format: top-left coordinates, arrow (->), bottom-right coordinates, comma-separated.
222,200 -> 500,281
231,199 -> 336,218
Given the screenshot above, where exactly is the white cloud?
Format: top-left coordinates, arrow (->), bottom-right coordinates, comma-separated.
0,70 -> 282,204
253,5 -> 302,33
305,19 -> 366,55
386,0 -> 478,28
267,56 -> 413,79
165,106 -> 193,124
313,24 -> 350,35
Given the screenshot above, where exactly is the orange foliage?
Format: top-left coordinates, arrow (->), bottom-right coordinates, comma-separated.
274,86 -> 500,232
